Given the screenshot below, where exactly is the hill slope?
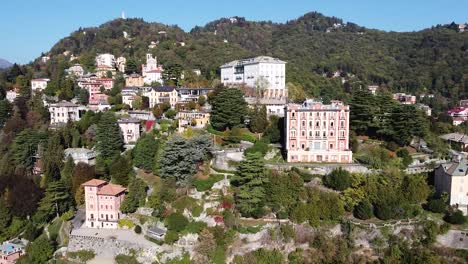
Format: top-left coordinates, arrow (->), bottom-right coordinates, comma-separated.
0,58 -> 12,69
35,12 -> 468,102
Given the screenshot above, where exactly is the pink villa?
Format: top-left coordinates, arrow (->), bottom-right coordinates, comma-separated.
95,78 -> 114,90
82,179 -> 127,229
284,99 -> 353,163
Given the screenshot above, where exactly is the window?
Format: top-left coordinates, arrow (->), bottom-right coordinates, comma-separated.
291,131 -> 296,138
90,204 -> 93,209
330,131 -> 334,136
309,131 -> 313,137
301,130 -> 305,136
330,144 -> 334,149
105,205 -> 108,209
323,121 -> 326,128
309,121 -> 313,127
101,214 -> 103,218
330,122 -> 334,128
291,112 -> 295,118
323,131 -> 326,137
340,121 -> 345,128
316,121 -> 320,127
301,144 -> 305,149
340,131 -> 345,138
302,121 -> 306,127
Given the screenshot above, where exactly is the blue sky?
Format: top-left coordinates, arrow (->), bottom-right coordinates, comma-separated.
1,0 -> 467,64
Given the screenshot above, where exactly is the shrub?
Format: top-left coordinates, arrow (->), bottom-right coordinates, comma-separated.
185,221 -> 207,234
245,140 -> 269,156
280,224 -> 295,242
354,200 -> 373,220
427,198 -> 446,213
164,230 -> 179,244
115,254 -> 140,264
167,213 -> 188,232
323,168 -> 352,191
445,209 -> 467,225
191,205 -> 203,217
68,250 -> 96,263
134,225 -> 142,234
192,174 -> 224,192
374,202 -> 395,220
118,219 -> 135,229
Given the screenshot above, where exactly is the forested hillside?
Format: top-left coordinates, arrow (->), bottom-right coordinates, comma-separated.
2,12 -> 468,105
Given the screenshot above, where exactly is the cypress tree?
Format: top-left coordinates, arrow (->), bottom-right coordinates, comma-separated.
210,88 -> 247,131
96,112 -> 123,162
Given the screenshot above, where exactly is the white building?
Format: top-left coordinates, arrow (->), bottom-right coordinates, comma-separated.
116,56 -> 126,73
95,53 -> 115,68
64,148 -> 96,165
6,90 -> 17,103
245,97 -> 287,117
66,64 -> 85,77
49,101 -> 81,125
142,54 -> 163,85
435,159 -> 468,214
220,56 -> 287,99
31,78 -> 50,93
118,118 -> 141,144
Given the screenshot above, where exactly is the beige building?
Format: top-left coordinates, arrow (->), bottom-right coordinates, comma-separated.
177,110 -> 210,132
144,86 -> 178,108
49,101 -> 81,125
125,74 -> 144,87
435,159 -> 468,214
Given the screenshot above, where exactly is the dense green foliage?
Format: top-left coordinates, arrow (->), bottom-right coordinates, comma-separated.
210,89 -> 248,131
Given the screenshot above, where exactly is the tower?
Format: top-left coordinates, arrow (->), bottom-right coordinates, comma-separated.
121,11 -> 126,19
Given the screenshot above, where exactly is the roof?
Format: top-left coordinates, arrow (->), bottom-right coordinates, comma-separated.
81,179 -> 107,187
97,183 -> 127,196
31,78 -> 50,82
245,97 -> 287,105
64,148 -> 95,155
150,86 -> 176,92
118,118 -> 140,123
440,133 -> 468,144
441,159 -> 468,177
147,226 -> 166,235
448,107 -> 468,114
146,69 -> 162,73
51,101 -> 79,107
221,56 -> 286,68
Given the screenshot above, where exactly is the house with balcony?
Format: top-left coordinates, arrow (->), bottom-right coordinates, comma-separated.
49,101 -> 81,125
144,86 -> 178,108
31,78 -> 50,93
177,110 -> 210,132
82,179 -> 127,229
284,99 -> 352,163
118,118 -> 141,144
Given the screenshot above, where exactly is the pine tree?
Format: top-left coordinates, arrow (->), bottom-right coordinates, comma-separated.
42,134 -> 64,184
0,100 -> 12,128
231,152 -> 269,217
35,181 -> 73,222
210,88 -> 247,131
0,197 -> 11,234
133,134 -> 158,171
110,155 -> 133,186
120,178 -> 147,213
61,157 -> 75,189
96,112 -> 123,162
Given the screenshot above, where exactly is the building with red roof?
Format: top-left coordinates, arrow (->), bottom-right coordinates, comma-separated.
81,179 -> 127,229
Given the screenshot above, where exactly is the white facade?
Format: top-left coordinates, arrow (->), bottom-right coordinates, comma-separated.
144,86 -> 178,108
64,148 -> 96,165
118,118 -> 141,144
116,56 -> 126,72
220,56 -> 287,99
142,54 -> 163,85
31,78 -> 50,93
95,54 -> 115,68
435,160 -> 468,215
6,90 -> 17,103
49,101 -> 81,125
66,64 -> 85,77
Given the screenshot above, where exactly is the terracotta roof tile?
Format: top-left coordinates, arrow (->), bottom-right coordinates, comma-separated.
81,179 -> 107,187
97,183 -> 127,196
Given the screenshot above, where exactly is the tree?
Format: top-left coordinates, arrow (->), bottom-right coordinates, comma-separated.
110,155 -> 133,186
210,88 -> 247,131
131,96 -> 143,110
445,209 -> 466,225
231,152 -> 269,217
71,163 -> 95,204
159,135 -> 212,185
120,178 -> 147,213
11,129 -> 47,169
266,171 -> 303,215
132,134 -> 158,171
263,115 -> 281,143
323,168 -> 352,191
250,105 -> 268,133
401,174 -> 430,204
287,82 -> 306,103
166,212 -> 188,232
96,112 -> 123,162
20,235 -> 54,264
0,99 -> 12,128
427,198 -> 446,213
396,149 -> 413,168
125,58 -> 139,74
42,134 -> 64,184
34,181 -> 73,223
0,197 -> 11,235
197,95 -> 206,106
165,109 -> 176,119
61,157 -> 75,188
353,200 -> 373,220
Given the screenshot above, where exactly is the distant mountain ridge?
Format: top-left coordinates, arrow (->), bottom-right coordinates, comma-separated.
0,58 -> 12,69
34,11 -> 468,101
